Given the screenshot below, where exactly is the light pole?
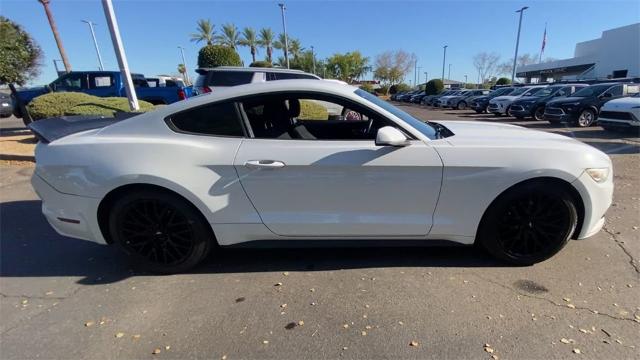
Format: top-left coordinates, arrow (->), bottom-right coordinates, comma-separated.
278,3 -> 290,69
413,59 -> 418,86
448,63 -> 451,81
424,71 -> 428,83
464,74 -> 468,86
310,45 -> 316,75
81,20 -> 104,71
177,46 -> 190,84
102,0 -> 139,111
511,6 -> 529,83
417,66 -> 422,86
441,45 -> 447,82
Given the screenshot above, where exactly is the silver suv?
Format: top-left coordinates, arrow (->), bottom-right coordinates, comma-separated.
194,66 -> 321,95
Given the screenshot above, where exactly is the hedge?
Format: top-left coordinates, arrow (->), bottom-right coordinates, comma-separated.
298,100 -> 328,120
424,79 -> 444,95
27,92 -> 154,120
249,60 -> 273,68
197,45 -> 242,68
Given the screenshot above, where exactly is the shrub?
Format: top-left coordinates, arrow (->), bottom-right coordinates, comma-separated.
376,85 -> 389,95
27,92 -> 154,120
496,77 -> 511,85
298,100 -> 328,120
359,83 -> 374,93
197,45 -> 242,68
389,83 -> 411,94
424,79 -> 444,95
249,60 -> 273,68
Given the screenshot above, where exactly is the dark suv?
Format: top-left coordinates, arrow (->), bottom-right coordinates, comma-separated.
469,87 -> 515,113
544,83 -> 640,127
194,67 -> 320,95
509,84 -> 588,121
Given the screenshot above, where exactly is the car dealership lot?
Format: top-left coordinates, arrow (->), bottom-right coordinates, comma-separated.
1,110 -> 639,359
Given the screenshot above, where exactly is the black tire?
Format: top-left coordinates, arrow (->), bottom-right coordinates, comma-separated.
533,106 -> 545,121
475,110 -> 483,114
577,109 -> 596,127
109,190 -> 213,273
478,182 -> 578,265
457,101 -> 467,110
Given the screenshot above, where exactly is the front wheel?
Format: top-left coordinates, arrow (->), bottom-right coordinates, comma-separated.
478,182 -> 577,265
577,109 -> 596,127
457,101 -> 467,110
109,190 -> 213,273
533,106 -> 545,121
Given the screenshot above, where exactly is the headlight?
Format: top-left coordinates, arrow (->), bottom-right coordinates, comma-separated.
586,168 -> 609,183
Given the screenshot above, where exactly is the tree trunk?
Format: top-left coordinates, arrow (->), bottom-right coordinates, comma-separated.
39,0 -> 71,73
251,47 -> 256,63
267,47 -> 272,63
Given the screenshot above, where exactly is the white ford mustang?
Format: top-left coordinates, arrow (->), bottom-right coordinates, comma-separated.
30,80 -> 613,273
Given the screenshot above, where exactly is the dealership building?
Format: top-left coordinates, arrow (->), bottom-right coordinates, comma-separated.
517,23 -> 640,83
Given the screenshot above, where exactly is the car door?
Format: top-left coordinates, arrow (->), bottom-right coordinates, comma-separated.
50,72 -> 86,92
233,93 -> 443,238
84,73 -> 118,97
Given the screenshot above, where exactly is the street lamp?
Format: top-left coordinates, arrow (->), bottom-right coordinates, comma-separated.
464,74 -> 468,85
448,63 -> 452,81
278,3 -> 290,69
511,6 -> 529,83
81,20 -> 104,71
417,66 -> 422,85
310,45 -> 316,75
177,46 -> 190,84
424,71 -> 428,83
441,45 -> 447,82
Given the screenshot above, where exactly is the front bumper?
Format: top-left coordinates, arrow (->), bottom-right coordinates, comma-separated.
544,107 -> 579,123
571,170 -> 614,239
470,101 -> 488,111
509,104 -> 533,117
598,118 -> 640,129
31,173 -> 106,244
487,102 -> 509,114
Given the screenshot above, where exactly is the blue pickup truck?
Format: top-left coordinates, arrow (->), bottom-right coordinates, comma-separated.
11,71 -> 193,120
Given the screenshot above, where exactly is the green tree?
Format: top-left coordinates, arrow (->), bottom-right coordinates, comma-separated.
389,83 -> 411,94
0,16 -> 42,85
249,60 -> 272,68
273,33 -> 289,59
288,38 -> 303,60
496,77 -> 511,85
424,79 -> 444,95
257,28 -> 275,63
373,50 -> 416,93
190,19 -> 215,45
216,23 -> 240,50
239,27 -> 258,63
197,45 -> 241,68
325,51 -> 369,83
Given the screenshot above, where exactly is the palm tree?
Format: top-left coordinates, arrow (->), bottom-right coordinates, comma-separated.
190,19 -> 215,45
288,38 -> 303,61
258,28 -> 275,63
38,0 -> 71,72
273,33 -> 289,59
216,23 -> 240,49
239,27 -> 258,63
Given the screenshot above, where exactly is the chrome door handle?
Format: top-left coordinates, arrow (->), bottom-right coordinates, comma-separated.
244,160 -> 286,168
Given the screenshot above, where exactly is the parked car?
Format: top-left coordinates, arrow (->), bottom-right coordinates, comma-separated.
409,91 -> 427,103
544,83 -> 640,127
509,84 -> 588,120
597,92 -> 640,133
146,76 -> 187,88
421,90 -> 457,106
470,87 -> 516,113
397,90 -> 421,102
437,90 -> 470,108
194,66 -> 320,95
29,80 -> 612,273
446,89 -> 491,110
11,71 -> 193,120
433,90 -> 464,107
0,92 -> 13,118
488,86 -> 547,116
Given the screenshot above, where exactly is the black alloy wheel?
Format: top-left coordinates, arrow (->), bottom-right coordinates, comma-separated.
109,190 -> 212,273
479,183 -> 577,265
533,106 -> 545,121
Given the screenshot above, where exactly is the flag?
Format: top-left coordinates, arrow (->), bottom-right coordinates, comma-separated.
541,25 -> 547,55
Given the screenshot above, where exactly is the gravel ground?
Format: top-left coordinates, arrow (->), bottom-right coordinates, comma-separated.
1,108 -> 639,359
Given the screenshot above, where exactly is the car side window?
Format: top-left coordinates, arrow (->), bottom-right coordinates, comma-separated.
269,72 -> 317,80
606,85 -> 623,97
167,102 -> 244,137
52,73 -> 84,91
240,93 -> 395,141
89,74 -> 114,88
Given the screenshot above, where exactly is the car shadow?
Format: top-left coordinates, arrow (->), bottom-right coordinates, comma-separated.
0,200 -> 504,285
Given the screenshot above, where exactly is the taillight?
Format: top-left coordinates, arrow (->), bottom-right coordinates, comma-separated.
177,89 -> 186,100
202,86 -> 212,93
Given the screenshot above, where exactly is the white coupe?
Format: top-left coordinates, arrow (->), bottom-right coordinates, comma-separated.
30,80 -> 613,273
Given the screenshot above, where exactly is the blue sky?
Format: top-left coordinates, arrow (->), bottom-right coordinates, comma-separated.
1,0 -> 639,85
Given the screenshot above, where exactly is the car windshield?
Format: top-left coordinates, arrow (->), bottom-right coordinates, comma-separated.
522,87 -> 545,96
510,87 -> 529,96
356,89 -> 437,140
570,84 -> 611,97
534,86 -> 563,97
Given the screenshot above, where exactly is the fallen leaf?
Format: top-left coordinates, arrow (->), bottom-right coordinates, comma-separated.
283,272 -> 289,276
115,332 -> 125,338
152,349 -> 161,355
84,321 -> 95,327
361,331 -> 367,336
21,299 -> 28,305
563,298 -> 571,302
165,346 -> 171,350
365,325 -> 372,330
567,304 -> 576,309
573,348 -> 581,354
343,324 -> 349,329
560,338 -> 575,344
484,347 -> 494,354
222,356 -> 227,360
45,291 -> 54,295
398,321 -> 404,325
274,282 -> 283,287
280,304 -> 287,308
342,347 -> 348,350
298,320 -> 304,326
262,340 -> 269,344
309,288 -> 315,292
409,341 -> 419,347
491,356 -> 499,360
132,334 -> 141,340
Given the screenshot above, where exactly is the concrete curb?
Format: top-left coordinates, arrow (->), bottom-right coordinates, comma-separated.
0,153 -> 35,162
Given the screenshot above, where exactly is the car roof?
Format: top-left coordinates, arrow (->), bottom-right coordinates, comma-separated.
196,66 -> 310,74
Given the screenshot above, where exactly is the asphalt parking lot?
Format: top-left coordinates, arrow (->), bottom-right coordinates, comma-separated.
1,109 -> 639,359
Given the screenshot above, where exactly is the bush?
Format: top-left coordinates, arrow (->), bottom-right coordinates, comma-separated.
496,77 -> 511,85
197,45 -> 242,68
359,83 -> 374,93
298,100 -> 328,120
249,60 -> 273,68
27,92 -> 154,120
424,79 -> 444,95
376,85 -> 389,95
389,83 -> 411,94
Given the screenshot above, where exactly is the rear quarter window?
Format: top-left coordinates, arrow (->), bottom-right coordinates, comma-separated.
167,102 -> 244,137
208,71 -> 254,86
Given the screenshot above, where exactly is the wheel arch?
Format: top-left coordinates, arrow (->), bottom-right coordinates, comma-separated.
476,176 -> 585,241
97,183 -> 216,245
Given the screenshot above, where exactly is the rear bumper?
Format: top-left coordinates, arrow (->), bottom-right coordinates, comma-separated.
31,173 -> 106,244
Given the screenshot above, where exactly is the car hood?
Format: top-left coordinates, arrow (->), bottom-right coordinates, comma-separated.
602,97 -> 640,110
439,120 -> 595,148
491,95 -> 521,102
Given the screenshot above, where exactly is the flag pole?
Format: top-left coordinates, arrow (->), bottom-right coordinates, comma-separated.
539,22 -> 547,63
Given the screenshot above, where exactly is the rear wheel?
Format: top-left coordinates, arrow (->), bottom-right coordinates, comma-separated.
109,190 -> 213,273
533,106 -> 545,121
478,182 -> 577,265
577,109 -> 596,127
457,101 -> 467,110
